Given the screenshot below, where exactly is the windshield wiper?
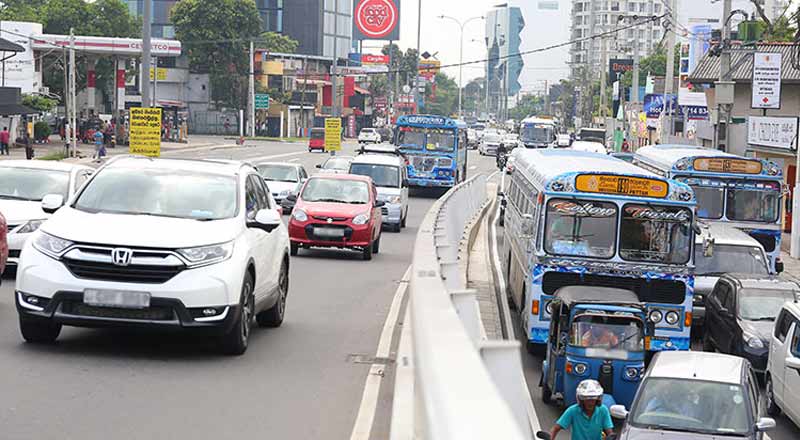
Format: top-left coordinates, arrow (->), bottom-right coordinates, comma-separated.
642,424 -> 707,434
697,271 -> 726,276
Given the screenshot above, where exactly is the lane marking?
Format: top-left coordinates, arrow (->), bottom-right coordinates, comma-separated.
349,266 -> 411,440
491,202 -> 514,339
288,158 -> 300,162
241,151 -> 308,162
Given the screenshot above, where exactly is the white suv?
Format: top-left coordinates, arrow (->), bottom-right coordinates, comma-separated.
358,127 -> 381,144
766,301 -> 800,429
15,156 -> 290,355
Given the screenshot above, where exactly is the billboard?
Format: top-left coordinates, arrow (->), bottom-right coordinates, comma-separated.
608,59 -> 633,85
352,0 -> 400,41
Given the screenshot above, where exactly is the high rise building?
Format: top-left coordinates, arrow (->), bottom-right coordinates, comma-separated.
486,4 -> 524,117
283,0 -> 352,59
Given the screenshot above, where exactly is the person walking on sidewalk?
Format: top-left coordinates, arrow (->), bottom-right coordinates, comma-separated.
0,127 -> 9,155
93,129 -> 104,161
23,132 -> 33,160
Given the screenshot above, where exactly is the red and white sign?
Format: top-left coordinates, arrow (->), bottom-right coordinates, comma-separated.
361,54 -> 389,65
752,52 -> 782,109
353,0 -> 400,41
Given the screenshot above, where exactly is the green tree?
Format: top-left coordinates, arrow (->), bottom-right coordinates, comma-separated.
510,94 -> 543,121
0,0 -> 46,22
172,0 -> 264,108
40,0 -> 91,35
424,72 -> 457,116
257,31 -> 299,53
22,94 -> 57,112
621,44 -> 681,89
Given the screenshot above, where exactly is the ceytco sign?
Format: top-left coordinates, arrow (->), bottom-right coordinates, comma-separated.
353,0 -> 400,41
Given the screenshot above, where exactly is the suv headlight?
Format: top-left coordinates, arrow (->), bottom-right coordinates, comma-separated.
388,195 -> 401,204
32,232 -> 73,259
292,209 -> 308,222
745,333 -> 765,349
16,219 -> 45,234
353,213 -> 370,225
178,241 -> 234,268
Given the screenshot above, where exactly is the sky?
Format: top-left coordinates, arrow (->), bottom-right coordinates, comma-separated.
358,0 -> 572,95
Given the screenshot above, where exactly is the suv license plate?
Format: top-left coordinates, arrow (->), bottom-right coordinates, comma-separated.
83,289 -> 151,309
315,227 -> 344,238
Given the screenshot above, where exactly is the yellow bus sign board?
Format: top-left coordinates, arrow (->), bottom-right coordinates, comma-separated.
129,107 -> 162,157
693,157 -> 762,175
324,117 -> 341,152
575,174 -> 668,198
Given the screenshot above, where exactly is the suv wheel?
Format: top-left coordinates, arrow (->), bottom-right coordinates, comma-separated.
766,375 -> 781,416
257,260 -> 288,328
221,273 -> 254,355
19,317 -> 61,343
400,209 -> 407,228
373,234 -> 381,253
362,241 -> 373,261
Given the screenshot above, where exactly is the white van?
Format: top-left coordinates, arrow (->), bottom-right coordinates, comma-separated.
348,152 -> 409,231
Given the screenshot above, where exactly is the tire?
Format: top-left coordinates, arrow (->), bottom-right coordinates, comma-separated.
373,234 -> 381,253
541,377 -> 553,405
257,260 -> 288,328
766,375 -> 781,416
702,330 -> 714,352
290,242 -> 299,256
19,318 -> 61,343
220,273 -> 254,356
392,222 -> 401,233
362,241 -> 373,260
400,208 -> 407,228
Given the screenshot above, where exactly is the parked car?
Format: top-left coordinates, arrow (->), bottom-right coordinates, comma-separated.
0,161 -> 93,271
308,127 -> 325,152
704,273 -> 799,374
556,133 -> 571,147
766,301 -> 800,428
693,223 -> 771,329
611,351 -> 776,439
316,156 -> 354,174
254,161 -> 308,207
479,130 -> 505,156
348,152 -> 409,232
0,211 -> 7,278
287,174 -> 384,260
14,156 -> 290,355
358,127 -> 381,144
568,141 -> 607,154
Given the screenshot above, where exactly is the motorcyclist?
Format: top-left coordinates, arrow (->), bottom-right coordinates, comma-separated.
496,142 -> 508,169
547,379 -> 614,440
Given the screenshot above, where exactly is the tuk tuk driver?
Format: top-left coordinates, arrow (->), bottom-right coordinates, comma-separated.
548,379 -> 614,440
581,323 -> 619,348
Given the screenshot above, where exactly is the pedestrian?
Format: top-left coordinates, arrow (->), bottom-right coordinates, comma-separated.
0,126 -> 9,155
224,117 -> 231,135
23,131 -> 33,160
93,128 -> 104,161
621,138 -> 630,152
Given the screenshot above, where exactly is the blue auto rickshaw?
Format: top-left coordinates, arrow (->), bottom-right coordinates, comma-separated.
541,286 -> 652,410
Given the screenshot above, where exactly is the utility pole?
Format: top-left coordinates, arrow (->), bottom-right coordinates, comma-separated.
632,21 -> 641,104
69,29 -> 77,158
300,55 -> 308,136
599,37 -> 607,118
413,0 -> 421,110
248,40 -> 255,137
663,0 -> 677,140
331,9 -> 339,120
716,0 -> 733,152
544,80 -> 550,115
141,0 -> 152,108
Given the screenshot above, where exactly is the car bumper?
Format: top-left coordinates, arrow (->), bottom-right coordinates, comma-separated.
288,220 -> 373,248
381,202 -> 403,225
6,231 -> 31,266
15,246 -> 244,330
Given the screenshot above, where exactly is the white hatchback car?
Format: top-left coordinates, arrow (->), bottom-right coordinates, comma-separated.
358,127 -> 381,144
254,161 -> 308,205
15,156 -> 289,355
0,160 -> 93,271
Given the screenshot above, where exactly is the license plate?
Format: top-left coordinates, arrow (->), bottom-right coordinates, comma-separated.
315,227 -> 344,238
83,289 -> 151,309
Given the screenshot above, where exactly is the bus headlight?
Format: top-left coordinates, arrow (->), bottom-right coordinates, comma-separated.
665,311 -> 680,325
649,310 -> 663,323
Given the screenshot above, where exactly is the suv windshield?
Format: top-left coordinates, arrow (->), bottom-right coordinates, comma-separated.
619,204 -> 692,264
349,163 -> 399,188
738,288 -> 796,321
0,167 -> 70,201
694,244 -> 769,276
301,178 -> 370,204
630,378 -> 750,435
257,165 -> 298,182
544,199 -> 617,258
74,168 -> 237,220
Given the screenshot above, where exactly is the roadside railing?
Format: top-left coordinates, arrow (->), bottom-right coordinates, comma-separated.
390,174 -> 534,440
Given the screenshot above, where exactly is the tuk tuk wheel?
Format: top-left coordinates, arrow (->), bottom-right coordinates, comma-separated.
541,378 -> 553,404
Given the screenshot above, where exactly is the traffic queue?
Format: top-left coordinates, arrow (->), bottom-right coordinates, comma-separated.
498,144 -> 799,439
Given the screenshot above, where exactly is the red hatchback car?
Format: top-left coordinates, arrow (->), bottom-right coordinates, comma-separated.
288,174 -> 384,260
308,128 -> 325,152
0,211 -> 7,278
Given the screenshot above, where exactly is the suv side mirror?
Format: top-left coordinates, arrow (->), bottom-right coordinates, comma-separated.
42,193 -> 65,214
248,208 -> 282,232
286,193 -> 297,202
785,356 -> 800,371
375,200 -> 386,208
776,260 -> 784,274
610,404 -> 629,419
755,417 -> 776,432
315,164 -> 322,169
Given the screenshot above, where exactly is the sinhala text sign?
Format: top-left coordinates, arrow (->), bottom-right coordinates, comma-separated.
324,118 -> 342,152
752,52 -> 782,109
747,116 -> 799,151
129,107 -> 162,157
352,0 -> 400,40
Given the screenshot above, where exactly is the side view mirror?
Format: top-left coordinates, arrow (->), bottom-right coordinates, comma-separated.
315,164 -> 322,169
785,356 -> 800,371
248,208 -> 282,232
521,213 -> 535,236
776,260 -> 784,274
755,417 -> 777,432
42,193 -> 65,214
375,200 -> 386,208
286,193 -> 297,202
610,404 -> 629,419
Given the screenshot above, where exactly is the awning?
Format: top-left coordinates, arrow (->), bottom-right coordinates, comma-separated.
0,103 -> 37,116
0,38 -> 24,53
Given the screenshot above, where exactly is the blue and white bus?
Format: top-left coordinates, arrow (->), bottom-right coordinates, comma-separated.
502,149 -> 697,352
633,145 -> 784,272
394,114 -> 468,187
520,116 -> 558,148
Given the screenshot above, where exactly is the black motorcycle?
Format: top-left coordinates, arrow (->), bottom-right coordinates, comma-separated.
496,146 -> 508,170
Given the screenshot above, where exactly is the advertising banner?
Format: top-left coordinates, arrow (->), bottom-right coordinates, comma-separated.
361,54 -> 389,65
608,58 -> 633,85
419,59 -> 440,79
324,118 -> 342,151
129,107 -> 162,157
352,0 -> 400,41
747,116 -> 798,150
752,52 -> 782,109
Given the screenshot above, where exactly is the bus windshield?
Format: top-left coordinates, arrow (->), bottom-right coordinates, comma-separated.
726,186 -> 780,223
397,127 -> 456,152
682,181 -> 724,219
544,199 -> 617,259
619,204 -> 693,264
521,124 -> 554,144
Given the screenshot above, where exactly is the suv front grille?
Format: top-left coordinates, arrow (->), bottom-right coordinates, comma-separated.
61,245 -> 185,284
62,301 -> 175,321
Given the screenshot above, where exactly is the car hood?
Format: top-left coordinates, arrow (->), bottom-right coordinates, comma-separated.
623,426 -> 752,440
265,180 -> 300,194
40,206 -> 240,248
693,275 -> 720,294
297,201 -> 371,219
740,319 -> 774,342
0,200 -> 49,224
376,187 -> 401,199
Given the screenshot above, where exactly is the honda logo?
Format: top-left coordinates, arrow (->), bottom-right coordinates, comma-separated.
111,248 -> 133,266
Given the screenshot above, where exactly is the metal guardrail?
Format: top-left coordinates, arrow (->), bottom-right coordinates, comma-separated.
390,174 -> 533,440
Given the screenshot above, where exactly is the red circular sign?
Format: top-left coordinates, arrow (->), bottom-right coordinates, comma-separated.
355,0 -> 399,39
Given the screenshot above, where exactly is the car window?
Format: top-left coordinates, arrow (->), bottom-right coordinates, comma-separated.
791,324 -> 800,357
710,282 -> 727,309
775,310 -> 794,342
746,370 -> 759,419
74,171 -> 91,191
245,176 -> 262,220
251,175 -> 270,210
721,283 -> 735,311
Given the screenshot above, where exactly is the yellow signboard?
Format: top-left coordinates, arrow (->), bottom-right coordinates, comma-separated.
575,174 -> 668,198
693,157 -> 762,175
324,118 -> 341,152
129,107 -> 162,157
148,67 -> 168,81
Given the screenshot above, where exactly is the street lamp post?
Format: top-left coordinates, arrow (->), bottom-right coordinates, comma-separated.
438,15 -> 484,118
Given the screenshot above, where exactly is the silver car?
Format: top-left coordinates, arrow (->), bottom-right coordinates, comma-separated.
348,152 -> 409,232
611,351 -> 775,439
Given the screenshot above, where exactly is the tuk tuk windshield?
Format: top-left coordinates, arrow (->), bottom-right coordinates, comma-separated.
569,315 -> 644,354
